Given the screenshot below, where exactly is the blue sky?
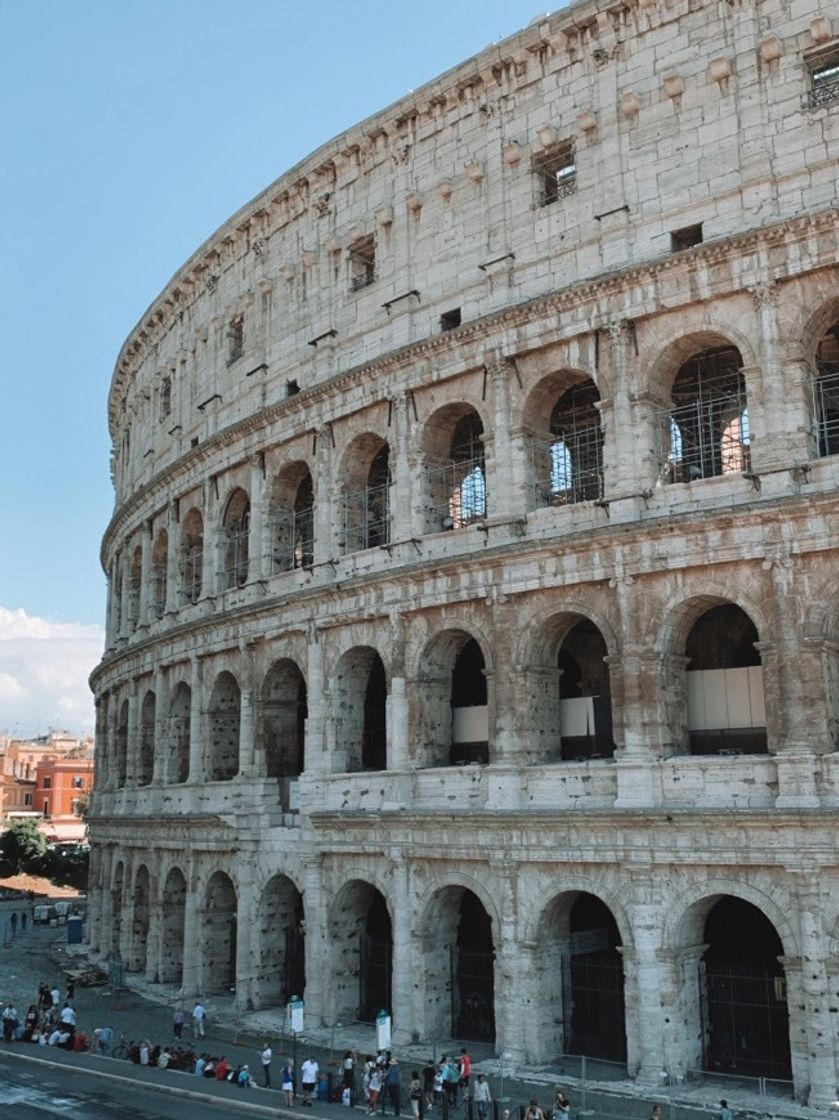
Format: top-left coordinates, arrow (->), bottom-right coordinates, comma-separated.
0,0 -> 550,733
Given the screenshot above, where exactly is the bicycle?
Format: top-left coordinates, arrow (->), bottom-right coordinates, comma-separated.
111,1032 -> 132,1061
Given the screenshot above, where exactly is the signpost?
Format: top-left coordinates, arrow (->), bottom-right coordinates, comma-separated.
287,996 -> 304,1070
376,1009 -> 392,1052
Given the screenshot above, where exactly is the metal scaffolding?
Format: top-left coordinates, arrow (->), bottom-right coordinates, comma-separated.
343,481 -> 391,553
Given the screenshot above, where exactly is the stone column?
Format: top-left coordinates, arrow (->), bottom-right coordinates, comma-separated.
187,658 -> 204,783
614,647 -> 680,807
239,643 -> 257,777
625,871 -> 667,1083
145,897 -> 164,983
487,359 -> 516,519
628,392 -> 668,491
104,699 -> 118,792
302,855 -> 327,1026
313,425 -> 334,566
201,478 -> 217,598
97,850 -> 113,959
603,320 -> 639,495
125,686 -> 140,788
389,858 -> 414,1044
491,861 -> 525,1061
389,394 -> 413,542
165,500 -> 179,613
235,863 -> 256,1010
660,944 -> 707,1078
797,876 -> 837,1108
181,863 -> 201,996
138,519 -> 153,626
86,845 -> 103,953
249,454 -> 266,582
152,667 -> 168,784
303,626 -> 327,777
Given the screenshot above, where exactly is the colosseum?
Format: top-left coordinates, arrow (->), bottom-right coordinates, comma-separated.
88,0 -> 839,1108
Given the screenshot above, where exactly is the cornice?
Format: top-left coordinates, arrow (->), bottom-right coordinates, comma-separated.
100,206 -> 839,565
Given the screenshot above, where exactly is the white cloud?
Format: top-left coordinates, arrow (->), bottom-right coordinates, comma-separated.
0,607 -> 104,738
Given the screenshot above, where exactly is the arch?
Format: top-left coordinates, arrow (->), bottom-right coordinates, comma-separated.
665,884 -> 793,1081
261,659 -> 307,808
255,873 -> 306,1009
128,545 -> 142,628
115,699 -> 129,788
270,461 -> 314,571
160,866 -> 186,984
137,689 -> 155,786
422,403 -> 488,532
207,671 -> 240,781
328,879 -> 392,1023
523,373 -> 604,508
414,625 -> 492,768
814,317 -> 839,457
166,681 -> 191,784
179,507 -> 204,605
202,870 -> 238,994
332,646 -> 388,773
220,487 -> 250,589
129,864 -> 151,973
653,586 -> 773,657
150,529 -> 168,619
340,434 -> 391,553
419,884 -> 495,1044
533,889 -> 627,1063
647,326 -> 759,402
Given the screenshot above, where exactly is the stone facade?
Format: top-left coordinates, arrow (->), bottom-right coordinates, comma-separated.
88,0 -> 839,1108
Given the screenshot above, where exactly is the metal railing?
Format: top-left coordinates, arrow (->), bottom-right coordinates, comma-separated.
178,547 -> 203,604
150,565 -> 167,619
272,507 -> 314,571
814,364 -> 839,456
429,458 -> 487,529
218,527 -> 249,590
343,483 -> 391,553
654,398 -> 750,483
529,430 -> 603,508
807,72 -> 839,109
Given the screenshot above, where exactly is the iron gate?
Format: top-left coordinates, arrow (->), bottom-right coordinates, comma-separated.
700,963 -> 791,1079
284,924 -> 306,1003
359,933 -> 392,1022
450,946 -> 495,1042
566,952 -> 627,1061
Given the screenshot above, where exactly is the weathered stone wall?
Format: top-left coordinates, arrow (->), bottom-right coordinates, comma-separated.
90,0 -> 839,1109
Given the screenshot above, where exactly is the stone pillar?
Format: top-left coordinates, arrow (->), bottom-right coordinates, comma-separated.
239,643 -> 257,777
389,858 -> 414,1044
387,677 -> 409,772
181,864 -> 201,996
165,500 -> 179,613
797,876 -> 837,1108
313,425 -> 334,566
660,944 -> 707,1078
782,955 -> 807,1100
104,699 -> 118,792
138,519 -> 153,626
509,664 -> 561,765
390,394 -> 413,541
625,871 -> 667,1083
603,320 -> 639,494
629,392 -> 668,491
187,658 -> 204,783
125,686 -> 139,788
302,855 -> 327,1025
152,667 -> 168,784
614,648 -> 680,807
97,850 -> 113,959
145,898 -> 164,983
492,861 -> 525,1061
249,454 -> 266,582
201,478 -> 217,598
304,627 -> 327,777
487,359 -> 516,519
235,864 -> 255,1010
86,845 -> 103,953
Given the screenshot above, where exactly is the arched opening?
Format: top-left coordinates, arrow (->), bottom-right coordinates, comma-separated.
558,619 -> 614,760
167,682 -> 191,784
332,648 -> 388,772
664,347 -> 750,482
685,603 -> 766,755
342,436 -> 391,554
534,380 -> 604,506
451,638 -> 488,765
536,891 -> 627,1063
271,464 -> 314,571
815,321 -> 839,457
179,507 -> 204,605
115,700 -> 128,788
111,862 -> 124,954
160,867 -> 186,984
700,897 -> 791,1079
207,672 -> 240,781
128,546 -> 142,628
256,875 -> 306,1009
137,690 -> 155,786
423,886 -> 495,1044
425,406 -> 486,532
220,488 -> 250,590
261,660 -> 307,810
151,529 -> 168,619
129,865 -> 150,973
202,871 -> 237,994
329,881 -> 392,1024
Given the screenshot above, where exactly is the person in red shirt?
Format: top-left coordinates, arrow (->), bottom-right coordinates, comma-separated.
459,1049 -> 471,1095
215,1056 -> 230,1081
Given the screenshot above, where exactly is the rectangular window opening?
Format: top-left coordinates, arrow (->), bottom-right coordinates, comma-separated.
286,379 -> 300,397
807,46 -> 839,108
671,223 -> 704,252
227,314 -> 244,365
349,234 -> 376,292
534,140 -> 576,207
440,308 -> 462,332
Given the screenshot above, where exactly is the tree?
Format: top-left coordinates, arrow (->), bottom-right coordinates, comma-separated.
0,818 -> 48,877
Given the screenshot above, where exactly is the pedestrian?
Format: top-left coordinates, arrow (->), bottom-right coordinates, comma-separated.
20,912 -> 27,933
2,1001 -> 19,1042
60,1003 -> 76,1028
237,1064 -> 251,1088
22,1005 -> 38,1042
409,1071 -> 423,1120
260,1041 -> 273,1088
525,1099 -> 545,1120
50,986 -> 60,1009
385,1059 -> 401,1115
422,1058 -> 435,1111
459,1048 -> 471,1097
301,1054 -> 319,1106
552,1091 -> 571,1119
172,1007 -> 185,1039
281,1057 -> 296,1105
216,1056 -> 230,1081
192,1000 -> 206,1039
10,912 -> 17,936
718,1101 -> 733,1120
474,1074 -> 492,1120
343,1049 -> 356,1100
195,1054 -> 207,1077
139,1039 -> 151,1066
94,1024 -> 113,1056
368,1066 -> 383,1115
649,1106 -> 662,1120
433,1063 -> 443,1109
66,979 -> 75,1002
442,1057 -> 460,1108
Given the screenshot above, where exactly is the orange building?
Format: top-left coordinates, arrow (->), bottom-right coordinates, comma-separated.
32,757 -> 93,843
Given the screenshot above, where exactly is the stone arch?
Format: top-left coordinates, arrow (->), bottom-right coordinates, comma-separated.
645,324 -> 759,403
328,879 -> 393,1024
166,680 -> 191,784
129,863 -> 151,973
179,506 -> 204,605
201,870 -> 238,994
219,486 -> 250,589
160,866 -> 187,985
338,433 -> 392,553
419,882 -> 497,1044
137,689 -> 155,786
664,881 -> 794,1080
421,402 -> 488,532
254,873 -> 306,1009
331,645 -> 388,773
207,671 -> 240,781
150,528 -> 168,618
532,887 -> 629,1063
521,371 -> 604,509
115,699 -> 129,788
270,460 -> 314,571
260,659 -> 307,808
653,585 -> 773,657
414,623 -> 493,768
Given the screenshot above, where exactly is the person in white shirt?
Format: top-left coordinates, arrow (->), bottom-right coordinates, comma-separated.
301,1056 -> 319,1106
60,1003 -> 76,1027
192,1000 -> 206,1039
260,1042 -> 273,1088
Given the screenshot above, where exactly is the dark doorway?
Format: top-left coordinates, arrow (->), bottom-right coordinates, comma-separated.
362,655 -> 387,770
359,893 -> 392,1021
451,892 -> 495,1042
566,894 -> 626,1061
